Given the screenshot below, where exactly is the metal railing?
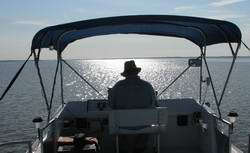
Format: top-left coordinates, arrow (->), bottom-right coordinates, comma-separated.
213,114 -> 231,135
213,114 -> 231,126
0,140 -> 32,153
213,115 -> 246,153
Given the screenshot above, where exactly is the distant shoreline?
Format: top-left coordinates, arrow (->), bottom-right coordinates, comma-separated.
0,56 -> 249,62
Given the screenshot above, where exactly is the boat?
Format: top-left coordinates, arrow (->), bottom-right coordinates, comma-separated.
0,15 -> 249,153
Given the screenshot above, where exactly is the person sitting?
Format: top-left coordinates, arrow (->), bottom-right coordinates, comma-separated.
108,60 -> 157,153
109,60 -> 157,109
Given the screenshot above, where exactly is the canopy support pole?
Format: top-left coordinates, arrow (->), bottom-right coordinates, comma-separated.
157,66 -> 190,97
0,52 -> 32,101
33,49 -> 50,119
157,56 -> 201,98
47,53 -> 60,121
242,41 -> 250,51
201,47 -> 222,118
199,54 -> 203,104
218,43 -> 240,106
62,59 -> 105,99
59,54 -> 65,105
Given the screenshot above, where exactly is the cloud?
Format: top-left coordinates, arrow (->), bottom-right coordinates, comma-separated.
207,13 -> 245,20
13,20 -> 50,27
174,6 -> 197,11
210,0 -> 247,7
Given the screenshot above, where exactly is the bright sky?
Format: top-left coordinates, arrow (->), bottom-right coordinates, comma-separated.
0,0 -> 250,60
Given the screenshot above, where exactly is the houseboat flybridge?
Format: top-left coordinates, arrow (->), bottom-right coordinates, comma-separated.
1,15 -> 250,153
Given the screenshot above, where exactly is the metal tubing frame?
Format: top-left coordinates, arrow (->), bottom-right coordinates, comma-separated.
33,50 -> 50,117
0,52 -> 32,101
62,59 -> 105,98
199,55 -> 203,104
201,44 -> 240,117
47,53 -> 60,121
214,24 -> 241,106
213,114 -> 231,126
32,30 -> 70,122
213,114 -> 233,153
218,43 -> 240,106
32,31 -> 51,118
201,47 -> 222,118
242,41 -> 250,51
154,23 -> 208,105
200,24 -> 241,117
157,65 -> 192,97
59,55 -> 65,105
33,20 -> 243,122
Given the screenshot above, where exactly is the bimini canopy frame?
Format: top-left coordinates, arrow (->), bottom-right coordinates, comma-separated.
30,15 -> 243,121
31,15 -> 241,53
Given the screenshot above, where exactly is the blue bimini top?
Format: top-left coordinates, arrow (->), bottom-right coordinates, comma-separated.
31,15 -> 242,52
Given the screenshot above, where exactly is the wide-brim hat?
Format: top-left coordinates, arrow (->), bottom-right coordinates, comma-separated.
121,60 -> 141,77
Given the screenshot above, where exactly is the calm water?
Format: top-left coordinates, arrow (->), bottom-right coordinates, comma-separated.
0,58 -> 250,152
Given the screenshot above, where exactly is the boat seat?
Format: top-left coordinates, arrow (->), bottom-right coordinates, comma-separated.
109,107 -> 168,153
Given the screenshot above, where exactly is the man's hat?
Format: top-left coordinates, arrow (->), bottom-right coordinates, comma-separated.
121,60 -> 141,77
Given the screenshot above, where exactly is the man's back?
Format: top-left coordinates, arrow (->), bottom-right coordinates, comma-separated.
109,76 -> 156,109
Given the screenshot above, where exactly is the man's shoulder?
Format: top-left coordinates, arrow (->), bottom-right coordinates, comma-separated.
113,79 -> 126,87
139,79 -> 151,84
139,79 -> 154,87
113,77 -> 153,88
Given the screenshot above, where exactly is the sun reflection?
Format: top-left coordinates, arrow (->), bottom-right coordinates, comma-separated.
89,59 -> 136,75
99,59 -> 126,71
63,58 -> 200,101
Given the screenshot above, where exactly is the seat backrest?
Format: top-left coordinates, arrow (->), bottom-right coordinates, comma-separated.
109,107 -> 168,135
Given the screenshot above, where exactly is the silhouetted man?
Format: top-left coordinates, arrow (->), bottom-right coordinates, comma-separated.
109,60 -> 156,109
109,60 -> 157,153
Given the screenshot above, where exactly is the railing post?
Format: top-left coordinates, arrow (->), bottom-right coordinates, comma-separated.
39,128 -> 43,153
28,141 -> 32,153
228,124 -> 233,153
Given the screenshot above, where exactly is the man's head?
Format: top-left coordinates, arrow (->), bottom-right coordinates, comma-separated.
121,60 -> 141,77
